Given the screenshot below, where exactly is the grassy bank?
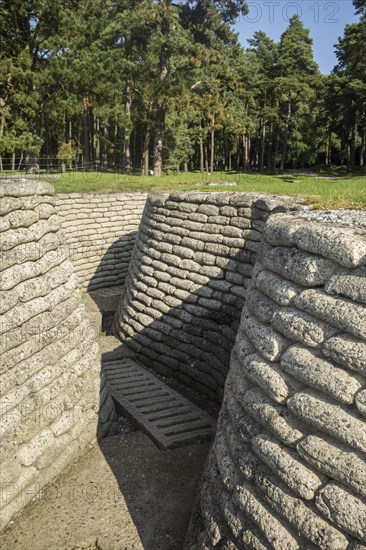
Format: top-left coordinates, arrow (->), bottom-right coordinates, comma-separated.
48,169 -> 366,209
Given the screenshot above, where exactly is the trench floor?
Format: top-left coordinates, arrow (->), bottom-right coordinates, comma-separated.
0,288 -> 216,549
0,432 -> 210,550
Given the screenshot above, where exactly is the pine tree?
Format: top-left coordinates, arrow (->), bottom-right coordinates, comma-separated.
275,15 -> 319,170
0,0 -> 61,172
247,31 -> 277,170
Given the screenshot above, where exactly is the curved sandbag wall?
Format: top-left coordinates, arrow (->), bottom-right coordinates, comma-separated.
113,192 -> 301,402
55,192 -> 147,291
0,180 -> 116,531
196,211 -> 366,549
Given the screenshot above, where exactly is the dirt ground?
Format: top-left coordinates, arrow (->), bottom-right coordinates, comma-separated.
0,433 -> 210,550
0,290 -> 215,550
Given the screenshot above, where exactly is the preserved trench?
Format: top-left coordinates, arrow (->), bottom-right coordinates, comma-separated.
1,180 -> 365,549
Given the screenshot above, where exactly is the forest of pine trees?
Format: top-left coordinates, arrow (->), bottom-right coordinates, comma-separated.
0,0 -> 365,175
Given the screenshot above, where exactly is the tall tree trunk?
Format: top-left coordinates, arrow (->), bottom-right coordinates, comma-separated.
88,106 -> 94,163
199,139 -> 204,174
242,134 -> 248,171
45,115 -> 50,163
153,1 -> 170,176
199,120 -> 205,174
68,121 -> 73,170
204,139 -> 209,174
227,135 -> 231,171
94,116 -> 100,167
78,124 -> 82,167
260,94 -> 267,172
12,153 -> 15,172
267,121 -> 273,170
223,131 -> 227,171
61,115 -> 66,172
114,124 -> 118,167
236,138 -> 240,170
210,128 -> 215,174
280,95 -> 291,172
132,128 -> 137,169
254,142 -> 259,169
83,98 -> 89,166
247,136 -> 251,168
102,126 -> 109,171
142,129 -> 150,175
260,118 -> 266,172
153,106 -> 166,176
123,82 -> 132,173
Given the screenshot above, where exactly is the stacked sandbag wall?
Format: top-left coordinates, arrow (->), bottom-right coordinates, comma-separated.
113,192 -> 301,402
55,192 -> 147,291
0,180 -> 116,531
197,211 -> 366,549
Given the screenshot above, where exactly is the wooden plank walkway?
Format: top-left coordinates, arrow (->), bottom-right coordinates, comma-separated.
103,358 -> 216,450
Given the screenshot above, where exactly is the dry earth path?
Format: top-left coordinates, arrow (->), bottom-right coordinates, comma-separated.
0,433 -> 209,550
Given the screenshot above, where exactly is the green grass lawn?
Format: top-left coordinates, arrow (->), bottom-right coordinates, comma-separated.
48,169 -> 366,209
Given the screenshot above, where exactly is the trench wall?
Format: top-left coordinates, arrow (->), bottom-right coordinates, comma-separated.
113,192 -> 301,402
0,181 -> 116,531
197,211 -> 366,549
55,192 -> 147,291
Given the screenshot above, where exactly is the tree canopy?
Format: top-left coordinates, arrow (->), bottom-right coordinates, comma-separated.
0,0 -> 365,174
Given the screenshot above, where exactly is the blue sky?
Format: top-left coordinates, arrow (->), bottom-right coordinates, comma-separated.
233,0 -> 359,73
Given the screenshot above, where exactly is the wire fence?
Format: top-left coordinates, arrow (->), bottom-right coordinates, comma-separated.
0,156 -> 333,186
0,157 -> 117,174
0,158 -> 152,180
0,157 -> 236,179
